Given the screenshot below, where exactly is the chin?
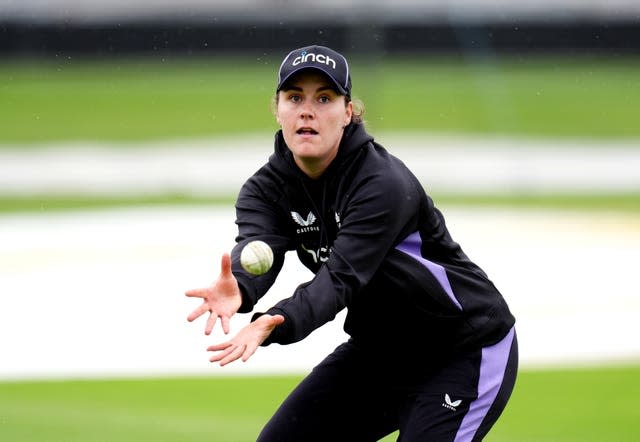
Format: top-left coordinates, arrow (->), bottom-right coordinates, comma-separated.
291,143 -> 319,157
294,151 -> 321,161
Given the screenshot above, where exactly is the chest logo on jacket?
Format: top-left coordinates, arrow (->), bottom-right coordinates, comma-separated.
302,243 -> 331,264
291,211 -> 320,234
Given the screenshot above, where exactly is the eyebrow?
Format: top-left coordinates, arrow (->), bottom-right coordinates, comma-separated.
282,85 -> 337,93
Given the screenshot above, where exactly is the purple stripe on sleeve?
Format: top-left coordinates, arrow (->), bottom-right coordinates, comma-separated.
454,327 -> 516,442
396,232 -> 463,311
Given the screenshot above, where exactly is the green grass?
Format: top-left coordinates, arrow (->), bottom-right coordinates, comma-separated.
1,55 -> 637,215
0,193 -> 234,214
1,365 -> 639,441
488,364 -> 640,442
0,376 -> 298,442
434,192 -> 640,212
0,56 -> 276,144
359,56 -> 640,139
0,192 -> 637,214
1,55 -> 640,143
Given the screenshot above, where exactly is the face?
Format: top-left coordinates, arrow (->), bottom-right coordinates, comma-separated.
276,70 -> 353,179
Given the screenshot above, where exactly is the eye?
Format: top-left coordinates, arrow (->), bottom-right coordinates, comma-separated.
318,95 -> 331,103
289,94 -> 302,103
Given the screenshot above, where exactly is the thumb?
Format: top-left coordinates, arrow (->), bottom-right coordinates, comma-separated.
219,253 -> 232,278
271,314 -> 285,326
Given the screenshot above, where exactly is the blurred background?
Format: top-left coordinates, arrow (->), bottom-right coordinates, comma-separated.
1,1 -> 639,441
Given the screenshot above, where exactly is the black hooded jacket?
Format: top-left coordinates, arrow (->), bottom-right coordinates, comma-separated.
231,123 -> 515,357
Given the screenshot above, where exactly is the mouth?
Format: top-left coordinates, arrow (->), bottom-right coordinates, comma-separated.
296,127 -> 318,135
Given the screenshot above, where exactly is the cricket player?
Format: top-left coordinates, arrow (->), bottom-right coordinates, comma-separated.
187,45 -> 518,441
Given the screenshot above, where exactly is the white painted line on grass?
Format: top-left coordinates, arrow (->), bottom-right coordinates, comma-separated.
1,206 -> 638,380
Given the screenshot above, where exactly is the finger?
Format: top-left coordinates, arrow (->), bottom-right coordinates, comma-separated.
220,344 -> 246,366
204,312 -> 218,335
208,343 -> 237,363
209,347 -> 234,363
187,303 -> 209,322
209,352 -> 225,363
220,253 -> 232,278
220,316 -> 231,335
207,342 -> 232,352
271,314 -> 285,326
241,342 -> 259,362
185,288 -> 207,298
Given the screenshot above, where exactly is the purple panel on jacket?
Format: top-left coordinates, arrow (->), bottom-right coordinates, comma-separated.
396,232 -> 463,311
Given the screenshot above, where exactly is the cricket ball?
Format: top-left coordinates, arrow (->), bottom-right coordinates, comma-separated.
240,240 -> 274,275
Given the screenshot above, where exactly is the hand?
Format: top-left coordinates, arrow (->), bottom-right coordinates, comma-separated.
207,314 -> 285,366
186,253 -> 242,335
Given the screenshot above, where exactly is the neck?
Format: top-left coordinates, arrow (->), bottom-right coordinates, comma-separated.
294,155 -> 333,179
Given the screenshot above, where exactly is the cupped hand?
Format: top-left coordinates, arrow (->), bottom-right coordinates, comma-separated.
207,314 -> 285,366
185,253 -> 242,335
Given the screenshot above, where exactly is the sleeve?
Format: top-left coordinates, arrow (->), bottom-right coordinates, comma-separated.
261,162 -> 421,345
231,173 -> 294,313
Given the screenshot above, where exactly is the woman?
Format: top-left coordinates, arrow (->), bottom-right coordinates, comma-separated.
186,45 -> 518,441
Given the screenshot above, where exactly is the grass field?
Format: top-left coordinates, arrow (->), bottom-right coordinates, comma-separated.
0,192 -> 638,214
1,365 -> 639,441
1,55 -> 640,143
2,54 -> 638,212
1,55 -> 639,440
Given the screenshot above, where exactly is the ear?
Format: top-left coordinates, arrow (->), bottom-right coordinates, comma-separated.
344,101 -> 353,126
272,94 -> 282,126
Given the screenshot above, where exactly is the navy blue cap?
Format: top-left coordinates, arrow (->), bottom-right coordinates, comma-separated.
276,45 -> 352,96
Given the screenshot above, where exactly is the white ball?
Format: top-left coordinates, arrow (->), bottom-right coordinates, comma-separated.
240,240 -> 274,275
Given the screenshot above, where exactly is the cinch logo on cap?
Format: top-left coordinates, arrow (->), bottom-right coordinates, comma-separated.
277,45 -> 351,96
292,51 -> 337,70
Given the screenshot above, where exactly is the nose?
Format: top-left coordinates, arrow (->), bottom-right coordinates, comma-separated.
299,101 -> 314,119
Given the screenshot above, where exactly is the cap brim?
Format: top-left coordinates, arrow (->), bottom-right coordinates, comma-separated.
277,66 -> 349,96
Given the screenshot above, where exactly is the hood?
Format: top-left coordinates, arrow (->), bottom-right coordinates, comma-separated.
269,122 -> 374,181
